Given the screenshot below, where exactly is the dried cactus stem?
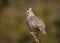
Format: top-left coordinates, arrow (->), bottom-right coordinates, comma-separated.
30,32 -> 40,43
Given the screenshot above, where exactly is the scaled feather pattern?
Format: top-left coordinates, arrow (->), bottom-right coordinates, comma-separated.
26,8 -> 46,35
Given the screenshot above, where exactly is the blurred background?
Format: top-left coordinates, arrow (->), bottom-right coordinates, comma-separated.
0,0 -> 60,43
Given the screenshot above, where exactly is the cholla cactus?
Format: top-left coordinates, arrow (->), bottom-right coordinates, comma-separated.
26,8 -> 46,35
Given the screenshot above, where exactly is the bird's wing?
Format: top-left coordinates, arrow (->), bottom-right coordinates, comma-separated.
33,16 -> 46,35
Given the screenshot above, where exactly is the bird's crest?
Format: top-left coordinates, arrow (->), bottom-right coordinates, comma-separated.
29,8 -> 32,11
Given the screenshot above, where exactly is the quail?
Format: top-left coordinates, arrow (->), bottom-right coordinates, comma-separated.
26,8 -> 46,35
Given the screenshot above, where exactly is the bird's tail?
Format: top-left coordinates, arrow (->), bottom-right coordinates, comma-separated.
39,28 -> 46,35
42,30 -> 46,35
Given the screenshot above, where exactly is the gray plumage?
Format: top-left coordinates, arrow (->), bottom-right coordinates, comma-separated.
26,8 -> 46,35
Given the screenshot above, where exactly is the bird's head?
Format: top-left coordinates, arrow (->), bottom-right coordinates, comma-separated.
26,8 -> 34,16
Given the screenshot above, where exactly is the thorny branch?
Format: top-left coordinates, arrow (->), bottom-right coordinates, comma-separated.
30,32 -> 40,43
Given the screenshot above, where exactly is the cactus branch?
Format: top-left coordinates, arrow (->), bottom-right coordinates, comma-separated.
30,32 -> 40,43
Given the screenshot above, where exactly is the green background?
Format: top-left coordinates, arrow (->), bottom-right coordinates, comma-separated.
0,0 -> 60,43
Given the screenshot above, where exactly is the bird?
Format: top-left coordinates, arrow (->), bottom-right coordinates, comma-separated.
26,8 -> 46,36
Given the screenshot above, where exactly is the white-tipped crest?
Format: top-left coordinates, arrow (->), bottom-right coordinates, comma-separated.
29,8 -> 32,11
